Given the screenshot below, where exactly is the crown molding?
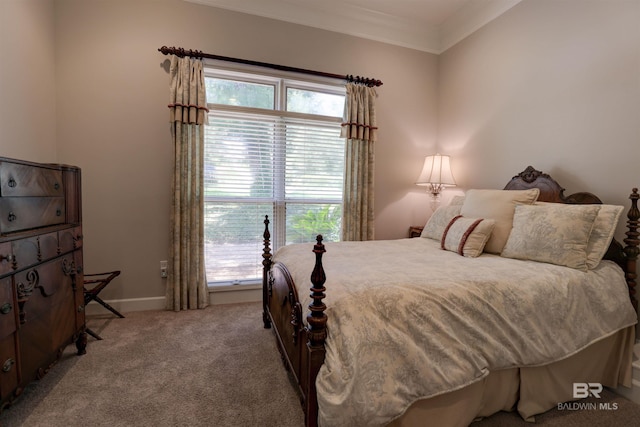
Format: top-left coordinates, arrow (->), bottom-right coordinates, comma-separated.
185,0 -> 523,54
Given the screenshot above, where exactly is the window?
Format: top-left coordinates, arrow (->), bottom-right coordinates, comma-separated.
204,68 -> 346,286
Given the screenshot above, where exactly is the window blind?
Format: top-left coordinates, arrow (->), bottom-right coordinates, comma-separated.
204,110 -> 343,284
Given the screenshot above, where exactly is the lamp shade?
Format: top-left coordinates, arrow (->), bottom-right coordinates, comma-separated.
416,154 -> 456,187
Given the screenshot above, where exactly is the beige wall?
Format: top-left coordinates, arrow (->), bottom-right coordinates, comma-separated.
0,0 -> 57,161
438,0 -> 640,240
39,0 -> 436,302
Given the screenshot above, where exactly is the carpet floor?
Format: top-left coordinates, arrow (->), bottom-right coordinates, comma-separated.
1,302 -> 638,427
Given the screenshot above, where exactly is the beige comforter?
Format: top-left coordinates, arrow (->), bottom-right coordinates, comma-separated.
273,237 -> 637,427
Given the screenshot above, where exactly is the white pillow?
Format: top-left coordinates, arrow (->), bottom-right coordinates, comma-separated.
421,205 -> 462,240
441,216 -> 496,257
460,189 -> 540,254
585,204 -> 624,269
501,204 -> 601,271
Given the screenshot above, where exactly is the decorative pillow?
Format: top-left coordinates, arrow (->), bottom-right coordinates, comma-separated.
586,204 -> 624,269
460,189 -> 540,254
534,202 -> 624,269
441,216 -> 496,257
449,195 -> 466,205
501,204 -> 601,271
421,205 -> 462,240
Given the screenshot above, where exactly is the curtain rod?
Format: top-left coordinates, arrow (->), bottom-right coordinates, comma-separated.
158,46 -> 383,87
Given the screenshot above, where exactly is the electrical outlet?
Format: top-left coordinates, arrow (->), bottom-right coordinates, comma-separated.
160,260 -> 168,278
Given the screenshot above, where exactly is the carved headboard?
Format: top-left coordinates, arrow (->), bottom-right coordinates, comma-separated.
504,165 -> 602,204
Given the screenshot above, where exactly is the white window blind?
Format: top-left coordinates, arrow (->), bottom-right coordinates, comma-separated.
204,70 -> 345,285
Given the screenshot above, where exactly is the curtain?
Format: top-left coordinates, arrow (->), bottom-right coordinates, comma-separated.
165,55 -> 209,311
341,83 -> 378,241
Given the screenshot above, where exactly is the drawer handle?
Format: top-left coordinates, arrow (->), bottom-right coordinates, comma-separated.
56,209 -> 62,216
8,178 -> 16,188
0,302 -> 11,315
77,305 -> 85,312
62,258 -> 77,276
0,254 -> 13,263
7,212 -> 16,222
54,182 -> 60,190
2,358 -> 15,373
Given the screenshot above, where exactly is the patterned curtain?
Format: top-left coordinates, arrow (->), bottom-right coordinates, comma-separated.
341,83 -> 378,241
165,55 -> 209,311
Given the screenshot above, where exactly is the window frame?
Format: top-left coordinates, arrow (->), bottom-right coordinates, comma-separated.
203,65 -> 345,287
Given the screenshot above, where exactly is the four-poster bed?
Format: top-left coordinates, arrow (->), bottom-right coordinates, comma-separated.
261,166 -> 639,427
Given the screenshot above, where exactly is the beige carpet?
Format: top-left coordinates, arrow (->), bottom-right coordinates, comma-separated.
1,302 -> 638,427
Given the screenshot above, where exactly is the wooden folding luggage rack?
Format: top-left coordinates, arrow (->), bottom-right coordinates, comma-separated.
83,270 -> 122,340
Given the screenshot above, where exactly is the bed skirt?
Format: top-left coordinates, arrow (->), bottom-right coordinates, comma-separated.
387,325 -> 635,427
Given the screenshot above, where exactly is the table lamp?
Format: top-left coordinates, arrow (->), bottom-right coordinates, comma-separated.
416,154 -> 456,211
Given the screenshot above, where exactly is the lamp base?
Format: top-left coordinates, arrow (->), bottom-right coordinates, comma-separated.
429,192 -> 442,213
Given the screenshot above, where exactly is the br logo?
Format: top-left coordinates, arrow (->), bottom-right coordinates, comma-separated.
573,383 -> 603,399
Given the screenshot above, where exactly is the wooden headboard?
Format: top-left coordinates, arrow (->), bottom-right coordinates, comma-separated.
504,166 -> 639,313
504,165 -> 605,204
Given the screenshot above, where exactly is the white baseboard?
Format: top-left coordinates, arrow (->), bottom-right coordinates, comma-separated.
85,286 -> 262,316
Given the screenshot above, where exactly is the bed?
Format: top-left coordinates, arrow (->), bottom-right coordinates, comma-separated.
261,166 -> 639,427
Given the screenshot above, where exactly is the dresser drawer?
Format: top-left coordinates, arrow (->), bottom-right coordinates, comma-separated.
0,242 -> 12,276
59,226 -> 83,254
0,333 -> 19,403
15,256 -> 72,310
0,197 -> 65,233
0,278 -> 17,339
0,162 -> 63,197
10,231 -> 59,272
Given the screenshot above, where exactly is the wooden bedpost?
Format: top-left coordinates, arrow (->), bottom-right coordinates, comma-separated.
262,215 -> 272,329
305,234 -> 327,427
307,234 -> 327,345
624,189 -> 639,313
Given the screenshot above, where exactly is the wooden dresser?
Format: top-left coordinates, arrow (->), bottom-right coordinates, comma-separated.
0,157 -> 86,411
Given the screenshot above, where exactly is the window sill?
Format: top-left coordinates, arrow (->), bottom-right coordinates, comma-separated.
208,283 -> 261,293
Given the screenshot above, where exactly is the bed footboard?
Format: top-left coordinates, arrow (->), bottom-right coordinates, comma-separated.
262,216 -> 326,427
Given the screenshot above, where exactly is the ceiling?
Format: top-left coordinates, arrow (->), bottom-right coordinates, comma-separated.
185,0 -> 524,53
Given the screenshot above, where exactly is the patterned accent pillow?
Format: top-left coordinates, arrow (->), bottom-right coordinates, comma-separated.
501,204 -> 601,271
441,216 -> 496,257
460,189 -> 540,254
421,205 -> 462,240
586,204 -> 624,269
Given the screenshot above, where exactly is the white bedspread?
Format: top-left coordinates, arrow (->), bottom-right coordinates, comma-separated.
272,237 -> 637,427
